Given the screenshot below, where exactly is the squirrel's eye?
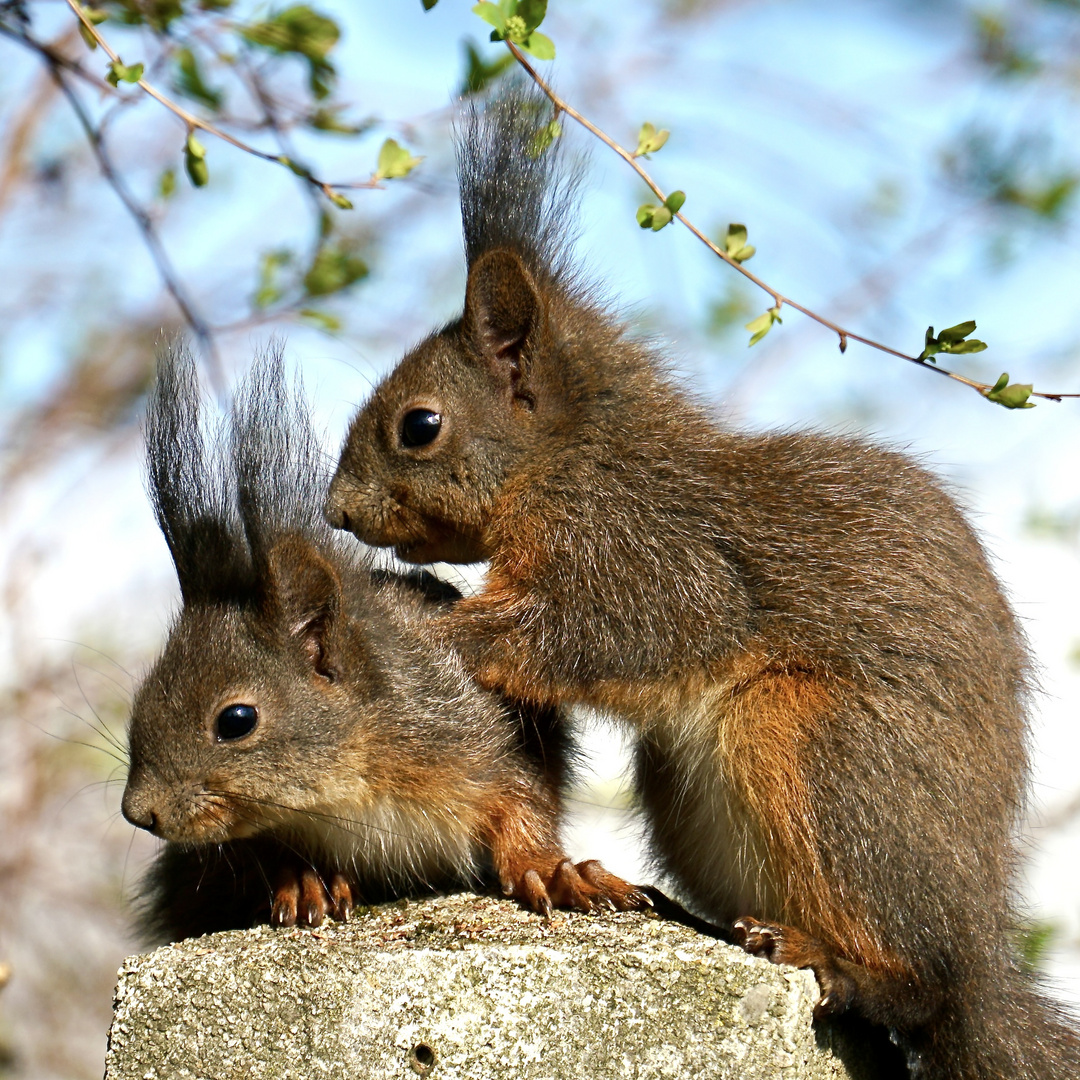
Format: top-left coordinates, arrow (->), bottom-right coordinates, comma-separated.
400,409 -> 442,448
215,704 -> 258,742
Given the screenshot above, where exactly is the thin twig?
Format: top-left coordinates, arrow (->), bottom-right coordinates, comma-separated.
506,41 -> 1080,405
43,55 -> 225,392
62,0 -> 376,205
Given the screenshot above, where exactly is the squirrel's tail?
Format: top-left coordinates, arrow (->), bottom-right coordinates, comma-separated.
910,955 -> 1080,1079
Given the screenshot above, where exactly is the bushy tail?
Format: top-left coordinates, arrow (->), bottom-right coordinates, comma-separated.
911,958 -> 1080,1079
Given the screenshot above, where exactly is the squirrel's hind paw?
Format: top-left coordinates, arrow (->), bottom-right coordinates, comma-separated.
732,916 -> 855,1020
271,865 -> 353,928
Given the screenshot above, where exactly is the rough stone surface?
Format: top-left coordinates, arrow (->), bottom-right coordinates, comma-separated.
104,893 -> 895,1080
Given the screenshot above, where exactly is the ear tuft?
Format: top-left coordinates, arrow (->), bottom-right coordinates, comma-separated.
266,537 -> 342,678
463,249 -> 541,385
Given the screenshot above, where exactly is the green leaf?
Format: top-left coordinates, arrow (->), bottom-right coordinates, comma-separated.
723,224 -> 757,263
460,39 -> 514,95
303,245 -> 369,297
650,206 -> 673,231
308,108 -> 372,136
158,167 -> 176,200
527,119 -> 561,157
519,31 -> 555,59
919,319 -> 987,361
374,138 -> 422,181
254,249 -> 292,308
174,46 -> 223,110
937,320 -> 978,344
635,122 -> 670,158
184,151 -> 209,188
277,155 -> 313,179
517,0 -> 547,33
745,306 -> 782,347
664,190 -> 685,214
240,6 -> 340,99
328,191 -> 353,210
299,307 -> 342,332
984,374 -> 1035,409
636,203 -> 657,228
472,1 -> 506,32
422,0 -> 439,8
106,60 -> 144,87
943,338 -> 987,354
77,8 -> 108,50
184,132 -> 208,186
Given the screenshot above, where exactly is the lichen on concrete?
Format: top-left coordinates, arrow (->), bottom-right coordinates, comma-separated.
104,892 -> 892,1080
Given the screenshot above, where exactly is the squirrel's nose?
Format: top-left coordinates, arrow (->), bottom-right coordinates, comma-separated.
121,787 -> 161,835
324,496 -> 350,532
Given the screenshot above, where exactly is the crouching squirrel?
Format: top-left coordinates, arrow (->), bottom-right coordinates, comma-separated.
122,345 -> 646,942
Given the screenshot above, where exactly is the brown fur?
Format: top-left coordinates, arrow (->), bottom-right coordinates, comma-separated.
325,87 -> 1080,1079
125,345 -> 648,942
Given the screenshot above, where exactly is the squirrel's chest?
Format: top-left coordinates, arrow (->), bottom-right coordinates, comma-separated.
285,795 -> 481,884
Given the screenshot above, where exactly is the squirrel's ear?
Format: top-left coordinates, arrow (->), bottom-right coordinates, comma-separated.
463,249 -> 540,393
265,538 -> 342,679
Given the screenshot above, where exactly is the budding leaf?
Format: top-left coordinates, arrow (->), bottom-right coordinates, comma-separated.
277,155 -> 313,179
77,6 -> 108,49
937,320 -> 977,344
422,0 -> 439,8
328,191 -> 353,210
919,320 -> 986,361
664,190 -> 686,214
374,138 -> 422,180
723,223 -> 756,263
745,306 -> 782,347
635,122 -> 670,158
184,132 -> 208,187
158,167 -> 176,200
984,373 -> 1035,409
650,205 -> 673,231
636,203 -> 657,228
106,60 -> 144,86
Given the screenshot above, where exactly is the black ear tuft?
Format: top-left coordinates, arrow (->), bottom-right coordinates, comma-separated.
266,537 -> 342,679
463,249 -> 541,388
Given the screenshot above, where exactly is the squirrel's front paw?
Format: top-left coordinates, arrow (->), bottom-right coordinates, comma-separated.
271,864 -> 353,928
732,916 -> 855,1020
504,856 -> 653,918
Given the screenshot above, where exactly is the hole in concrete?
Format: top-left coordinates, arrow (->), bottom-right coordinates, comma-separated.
409,1042 -> 436,1075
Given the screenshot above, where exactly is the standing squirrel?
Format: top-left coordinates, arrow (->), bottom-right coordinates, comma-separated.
121,345 -> 645,942
326,87 -> 1080,1078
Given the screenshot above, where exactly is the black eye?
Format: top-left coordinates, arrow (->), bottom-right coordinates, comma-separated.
215,704 -> 258,742
400,409 -> 442,448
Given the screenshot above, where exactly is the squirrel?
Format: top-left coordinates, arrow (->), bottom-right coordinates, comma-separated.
325,86 -> 1080,1078
121,344 -> 647,943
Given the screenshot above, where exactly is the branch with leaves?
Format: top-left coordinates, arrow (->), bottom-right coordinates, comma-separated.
430,0 -> 1079,408
65,0 -> 422,207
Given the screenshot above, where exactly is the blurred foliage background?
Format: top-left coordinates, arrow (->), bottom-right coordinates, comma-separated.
1,0 -> 1079,1075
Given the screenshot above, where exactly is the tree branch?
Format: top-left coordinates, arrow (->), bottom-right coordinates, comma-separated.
505,41 -> 1079,406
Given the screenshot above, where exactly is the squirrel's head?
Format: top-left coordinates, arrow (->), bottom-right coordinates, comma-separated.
327,249 -> 559,564
122,535 -> 386,845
